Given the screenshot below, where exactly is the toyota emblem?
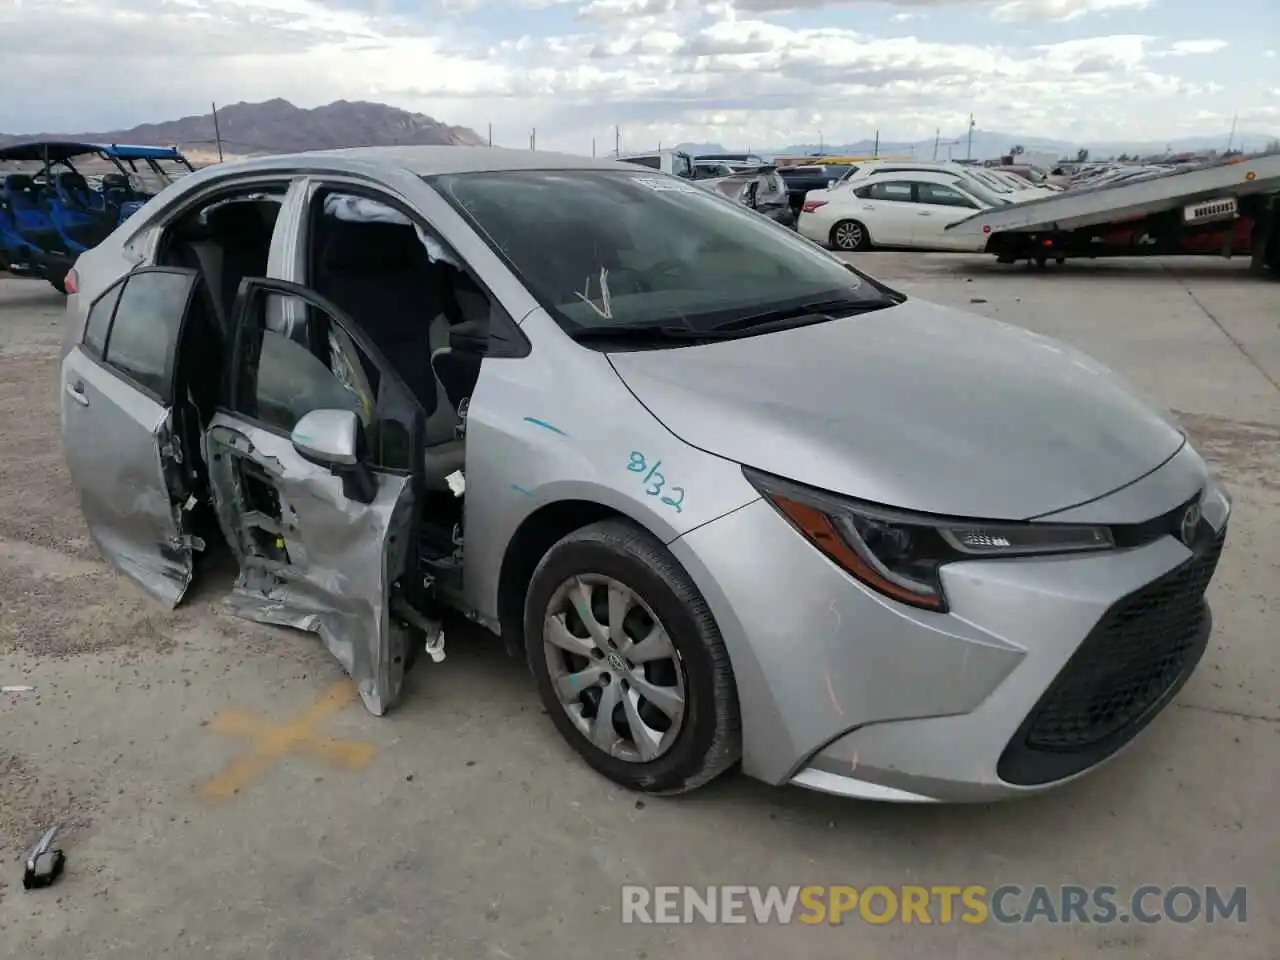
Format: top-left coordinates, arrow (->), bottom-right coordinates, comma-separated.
1180,502 -> 1202,546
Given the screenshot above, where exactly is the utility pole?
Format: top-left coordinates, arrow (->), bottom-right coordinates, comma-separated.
1227,112 -> 1238,152
592,138 -> 596,158
933,128 -> 940,160
530,128 -> 536,151
873,130 -> 879,157
211,102 -> 224,163
615,125 -> 621,157
967,113 -> 975,160
488,123 -> 492,147
818,129 -> 823,153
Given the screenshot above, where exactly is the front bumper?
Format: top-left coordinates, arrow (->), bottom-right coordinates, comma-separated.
668,442 -> 1230,802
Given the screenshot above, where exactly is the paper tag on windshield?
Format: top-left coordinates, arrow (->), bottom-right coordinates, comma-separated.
631,176 -> 700,195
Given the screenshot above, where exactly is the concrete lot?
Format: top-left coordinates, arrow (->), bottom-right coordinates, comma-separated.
1,256 -> 1277,959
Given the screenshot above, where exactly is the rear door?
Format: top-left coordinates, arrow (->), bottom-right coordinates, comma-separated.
60,266 -> 208,604
206,277 -> 426,715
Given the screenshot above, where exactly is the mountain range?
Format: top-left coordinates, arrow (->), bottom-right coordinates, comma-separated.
2,100 -> 1274,164
676,129 -> 1280,162
0,99 -> 487,162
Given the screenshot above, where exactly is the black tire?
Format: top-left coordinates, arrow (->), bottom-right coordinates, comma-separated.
829,219 -> 871,252
48,276 -> 67,295
524,519 -> 741,794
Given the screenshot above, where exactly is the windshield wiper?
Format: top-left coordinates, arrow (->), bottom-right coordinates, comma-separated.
567,324 -> 725,342
708,296 -> 899,333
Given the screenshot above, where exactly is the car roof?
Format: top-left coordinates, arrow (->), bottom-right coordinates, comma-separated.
102,144 -> 187,161
857,169 -> 966,184
188,145 -> 629,179
0,140 -> 105,162
857,159 -> 954,167
0,140 -> 189,163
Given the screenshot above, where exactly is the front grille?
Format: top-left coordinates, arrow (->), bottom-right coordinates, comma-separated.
998,526 -> 1225,786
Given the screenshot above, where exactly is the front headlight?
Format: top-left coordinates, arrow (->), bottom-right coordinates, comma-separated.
744,467 -> 1114,612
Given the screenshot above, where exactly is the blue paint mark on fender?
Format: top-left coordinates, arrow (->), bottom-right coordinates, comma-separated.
524,417 -> 568,437
511,484 -> 534,496
626,451 -> 686,513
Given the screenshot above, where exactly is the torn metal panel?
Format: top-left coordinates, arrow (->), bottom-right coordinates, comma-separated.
203,415 -> 414,715
59,349 -> 194,606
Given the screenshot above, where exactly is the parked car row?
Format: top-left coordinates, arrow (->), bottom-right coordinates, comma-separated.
616,149 -> 797,228
610,147 -> 1200,255
791,159 -> 1061,252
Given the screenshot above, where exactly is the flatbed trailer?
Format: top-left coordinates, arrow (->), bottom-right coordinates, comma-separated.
943,154 -> 1280,276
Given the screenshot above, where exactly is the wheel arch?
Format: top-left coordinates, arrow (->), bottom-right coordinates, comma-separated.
496,498 -> 669,657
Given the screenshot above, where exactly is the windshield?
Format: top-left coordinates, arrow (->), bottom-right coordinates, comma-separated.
430,169 -> 892,335
695,162 -> 732,179
955,174 -> 1010,207
967,169 -> 1013,194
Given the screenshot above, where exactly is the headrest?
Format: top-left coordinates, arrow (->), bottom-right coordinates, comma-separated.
320,219 -> 420,272
100,173 -> 130,190
55,171 -> 89,193
206,200 -> 273,238
3,174 -> 36,194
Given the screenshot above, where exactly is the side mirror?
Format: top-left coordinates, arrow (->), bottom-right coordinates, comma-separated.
827,180 -> 836,188
290,408 -> 377,504
291,408 -> 359,466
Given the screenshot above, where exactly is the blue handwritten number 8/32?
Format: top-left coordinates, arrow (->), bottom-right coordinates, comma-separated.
627,452 -> 685,513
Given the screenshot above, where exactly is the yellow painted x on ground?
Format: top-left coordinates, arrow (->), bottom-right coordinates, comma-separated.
200,680 -> 378,798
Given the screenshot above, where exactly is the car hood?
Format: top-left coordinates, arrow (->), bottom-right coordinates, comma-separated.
607,300 -> 1185,520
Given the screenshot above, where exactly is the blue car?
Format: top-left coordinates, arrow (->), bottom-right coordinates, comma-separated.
0,140 -> 195,292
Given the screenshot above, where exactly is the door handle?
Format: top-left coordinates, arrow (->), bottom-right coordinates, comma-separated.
917,210 -> 933,216
66,382 -> 89,406
861,205 -> 875,211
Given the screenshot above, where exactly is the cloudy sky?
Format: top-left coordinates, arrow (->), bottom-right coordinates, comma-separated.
0,0 -> 1276,152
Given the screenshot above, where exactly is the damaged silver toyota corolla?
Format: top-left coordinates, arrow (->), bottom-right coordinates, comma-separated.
59,146 -> 1230,802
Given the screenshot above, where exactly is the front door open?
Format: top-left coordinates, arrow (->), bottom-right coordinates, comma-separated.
207,278 -> 427,714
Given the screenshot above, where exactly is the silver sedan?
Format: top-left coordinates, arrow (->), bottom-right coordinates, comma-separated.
57,145 -> 1229,801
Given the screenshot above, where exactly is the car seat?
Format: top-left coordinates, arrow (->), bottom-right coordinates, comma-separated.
167,223 -> 231,337
1,175 -> 61,251
48,171 -> 116,248
314,219 -> 441,413
315,219 -> 466,487
204,201 -> 275,318
53,171 -> 106,213
99,173 -> 134,210
429,274 -> 492,413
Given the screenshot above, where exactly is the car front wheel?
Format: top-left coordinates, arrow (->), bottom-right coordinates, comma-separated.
524,519 -> 741,794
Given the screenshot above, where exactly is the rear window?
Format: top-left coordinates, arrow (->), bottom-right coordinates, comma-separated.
429,169 -> 886,332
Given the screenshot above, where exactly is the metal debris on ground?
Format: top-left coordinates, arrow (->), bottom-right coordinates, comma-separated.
23,823 -> 66,890
3,685 -> 35,693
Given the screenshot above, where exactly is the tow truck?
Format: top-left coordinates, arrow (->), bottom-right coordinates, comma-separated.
943,153 -> 1280,277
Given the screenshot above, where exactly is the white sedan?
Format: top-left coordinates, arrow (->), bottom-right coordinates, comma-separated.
798,170 -> 994,252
